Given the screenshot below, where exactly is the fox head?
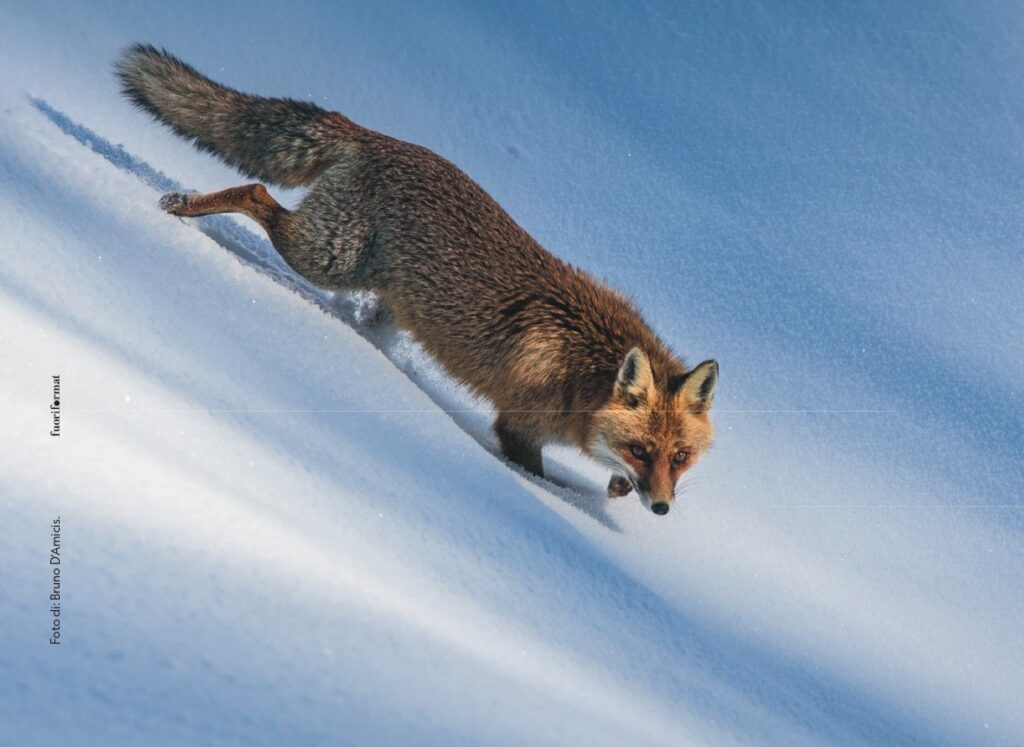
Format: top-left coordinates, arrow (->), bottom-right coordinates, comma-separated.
586,348 -> 718,516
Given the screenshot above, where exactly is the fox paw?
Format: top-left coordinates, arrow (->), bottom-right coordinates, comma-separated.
159,192 -> 191,215
607,475 -> 634,498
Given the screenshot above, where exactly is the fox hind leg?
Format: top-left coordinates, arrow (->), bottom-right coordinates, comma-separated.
160,184 -> 349,288
495,413 -> 544,477
160,183 -> 285,230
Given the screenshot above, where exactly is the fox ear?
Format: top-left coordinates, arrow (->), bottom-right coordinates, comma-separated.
614,347 -> 655,408
678,359 -> 718,412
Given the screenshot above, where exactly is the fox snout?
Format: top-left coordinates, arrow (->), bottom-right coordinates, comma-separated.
635,473 -> 676,516
608,473 -> 675,515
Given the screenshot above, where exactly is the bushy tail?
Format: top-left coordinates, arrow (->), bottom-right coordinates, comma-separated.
115,44 -> 364,187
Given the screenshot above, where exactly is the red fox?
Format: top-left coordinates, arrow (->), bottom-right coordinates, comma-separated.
115,44 -> 718,515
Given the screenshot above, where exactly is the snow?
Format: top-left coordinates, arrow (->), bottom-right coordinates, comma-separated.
1,2 -> 1022,745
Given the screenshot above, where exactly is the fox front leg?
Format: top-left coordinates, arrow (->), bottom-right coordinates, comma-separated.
494,413 -> 544,477
607,475 -> 633,498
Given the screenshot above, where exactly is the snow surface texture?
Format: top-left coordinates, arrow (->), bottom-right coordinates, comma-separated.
1,1 -> 1022,745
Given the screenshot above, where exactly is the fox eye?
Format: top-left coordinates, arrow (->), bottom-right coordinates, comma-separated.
673,450 -> 689,465
630,444 -> 647,460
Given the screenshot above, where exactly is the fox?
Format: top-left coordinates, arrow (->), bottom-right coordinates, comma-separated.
115,44 -> 718,515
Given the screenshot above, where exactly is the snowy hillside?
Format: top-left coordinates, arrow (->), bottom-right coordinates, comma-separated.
1,2 -> 1022,745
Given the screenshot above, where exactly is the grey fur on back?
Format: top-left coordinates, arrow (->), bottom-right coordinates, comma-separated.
115,44 -> 366,187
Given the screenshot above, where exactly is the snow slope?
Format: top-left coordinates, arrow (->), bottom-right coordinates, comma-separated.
1,1 -> 1022,745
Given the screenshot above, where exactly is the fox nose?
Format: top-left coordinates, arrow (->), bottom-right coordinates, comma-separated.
651,502 -> 670,515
